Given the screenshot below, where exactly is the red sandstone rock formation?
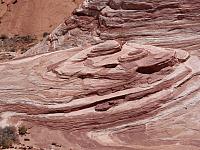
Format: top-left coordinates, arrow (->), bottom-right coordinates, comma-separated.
23,0 -> 200,56
1,0 -> 200,150
1,40 -> 200,149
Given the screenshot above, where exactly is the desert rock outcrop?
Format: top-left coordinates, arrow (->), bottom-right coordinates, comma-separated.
25,0 -> 200,56
1,39 -> 200,149
1,0 -> 200,150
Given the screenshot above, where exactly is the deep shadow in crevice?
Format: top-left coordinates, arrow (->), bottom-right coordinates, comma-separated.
103,64 -> 118,68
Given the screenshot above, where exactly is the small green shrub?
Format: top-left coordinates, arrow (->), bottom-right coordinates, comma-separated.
18,126 -> 27,136
1,138 -> 13,149
0,126 -> 18,149
20,35 -> 35,43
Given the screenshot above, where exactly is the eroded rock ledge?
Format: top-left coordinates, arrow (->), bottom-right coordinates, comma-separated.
23,0 -> 200,57
1,0 -> 200,149
1,40 -> 200,149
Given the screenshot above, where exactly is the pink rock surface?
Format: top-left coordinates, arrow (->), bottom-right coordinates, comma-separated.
23,0 -> 200,56
1,39 -> 200,149
1,0 -> 200,150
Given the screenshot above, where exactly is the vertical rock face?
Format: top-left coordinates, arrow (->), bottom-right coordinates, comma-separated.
1,0 -> 200,150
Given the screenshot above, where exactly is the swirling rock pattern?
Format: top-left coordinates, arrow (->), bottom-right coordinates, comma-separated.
1,39 -> 200,149
24,0 -> 200,57
1,0 -> 200,149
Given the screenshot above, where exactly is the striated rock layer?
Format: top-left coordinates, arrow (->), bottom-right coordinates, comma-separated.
1,39 -> 200,149
23,0 -> 200,57
1,0 -> 200,149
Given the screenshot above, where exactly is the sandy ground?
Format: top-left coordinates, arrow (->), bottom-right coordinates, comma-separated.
0,0 -> 83,38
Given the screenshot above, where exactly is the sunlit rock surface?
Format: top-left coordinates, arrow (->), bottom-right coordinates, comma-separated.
24,0 -> 200,57
0,0 -> 83,37
1,39 -> 200,149
1,0 -> 200,149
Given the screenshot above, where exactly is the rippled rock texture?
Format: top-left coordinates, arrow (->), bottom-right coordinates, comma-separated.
1,39 -> 200,149
1,0 -> 200,149
25,0 -> 200,57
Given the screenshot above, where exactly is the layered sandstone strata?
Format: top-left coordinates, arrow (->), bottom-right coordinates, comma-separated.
1,0 -> 200,149
1,40 -> 200,149
25,0 -> 200,56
